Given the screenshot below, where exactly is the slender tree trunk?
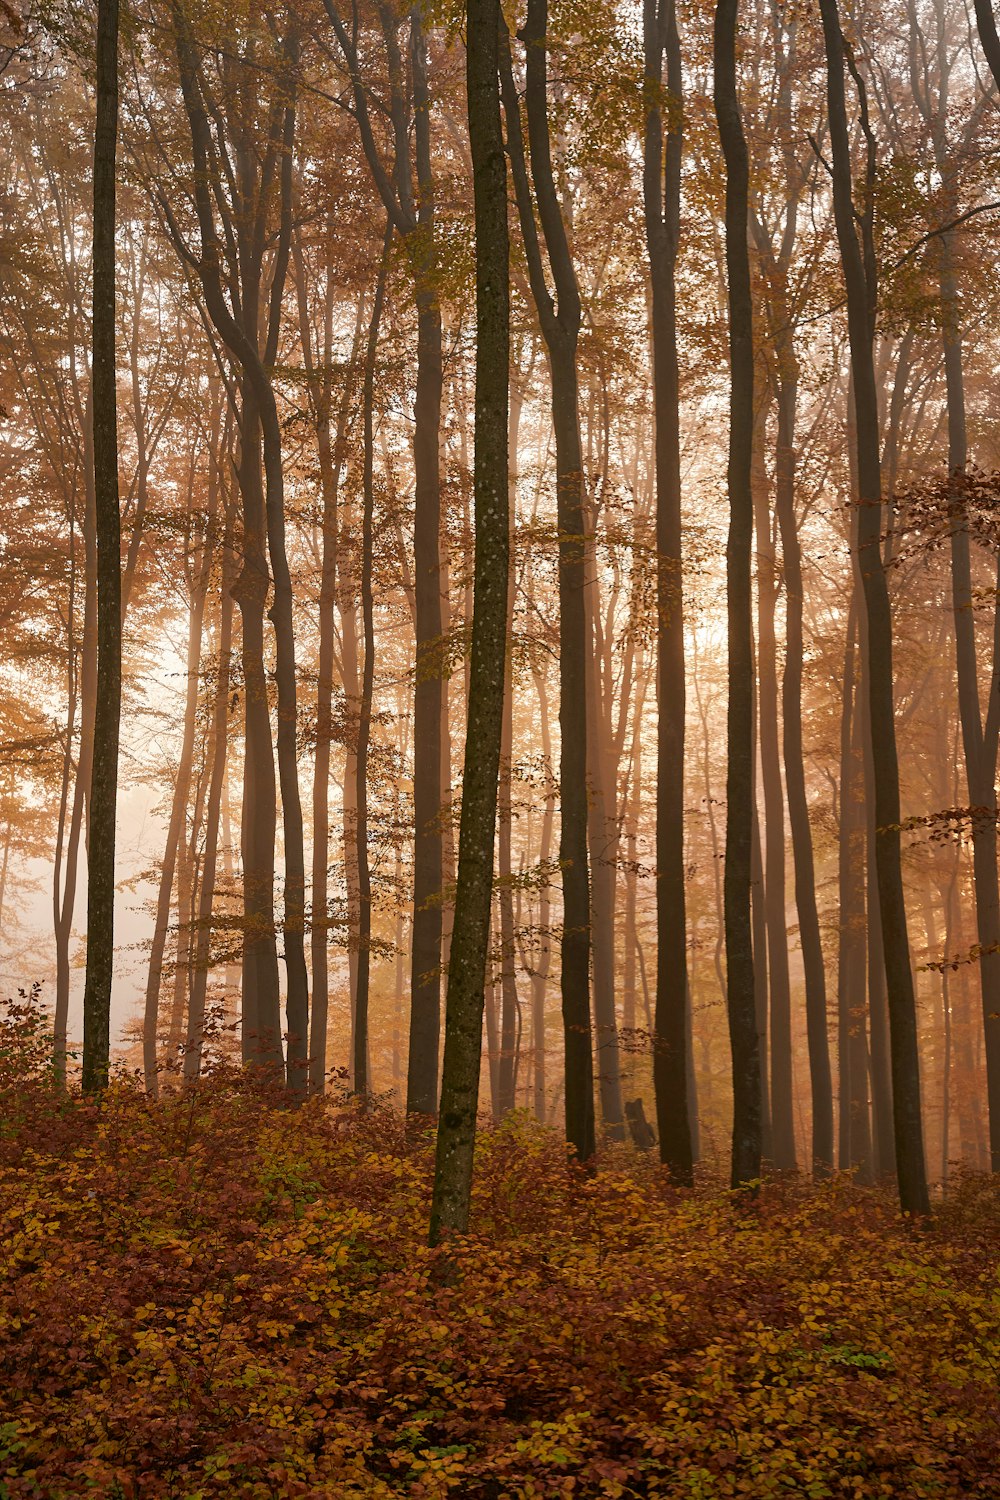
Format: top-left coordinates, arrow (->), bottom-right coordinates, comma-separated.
714,0 -> 761,1188
353,229 -> 391,1102
82,0 -> 122,1093
584,584 -> 625,1140
258,71 -> 309,1092
497,626 -> 519,1117
405,9 -> 445,1116
143,476 -> 215,1092
643,0 -> 693,1182
837,604 -> 873,1179
429,0 -> 509,1238
501,3 -> 595,1162
496,382 -> 524,1118
529,664 -> 555,1123
774,366 -> 834,1173
184,517 -> 236,1083
53,527 -> 83,1082
234,389 -> 281,1064
819,0 -> 929,1214
751,793 -> 773,1160
938,226 -> 1000,1170
753,405 -> 795,1170
303,274 -> 362,1092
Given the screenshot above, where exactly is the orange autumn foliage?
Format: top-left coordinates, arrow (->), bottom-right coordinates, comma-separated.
1,993 -> 998,1498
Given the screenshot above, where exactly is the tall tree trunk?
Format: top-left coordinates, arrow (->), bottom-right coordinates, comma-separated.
774,365 -> 834,1174
301,266 -> 362,1093
714,0 -> 761,1188
353,229 -> 391,1102
937,221 -> 1000,1170
643,0 -> 693,1182
53,521 -> 85,1082
82,0 -> 122,1093
258,59 -> 309,1091
170,11 -> 300,1073
751,792 -> 773,1160
496,381 -> 524,1118
501,4 -> 595,1163
142,466 -> 216,1092
753,404 -> 795,1170
819,0 -> 929,1214
429,0 -> 509,1239
497,619 -> 519,1117
584,582 -> 625,1140
234,390 -> 281,1064
184,516 -> 236,1083
405,9 -> 445,1117
528,663 -> 556,1123
836,604 -> 873,1179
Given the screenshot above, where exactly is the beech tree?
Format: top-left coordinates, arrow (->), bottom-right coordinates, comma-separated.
81,0 -> 122,1094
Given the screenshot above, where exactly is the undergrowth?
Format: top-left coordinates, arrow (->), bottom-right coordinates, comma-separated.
1,993 -> 998,1497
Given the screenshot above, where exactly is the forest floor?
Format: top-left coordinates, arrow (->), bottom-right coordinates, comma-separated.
2,1019 -> 999,1496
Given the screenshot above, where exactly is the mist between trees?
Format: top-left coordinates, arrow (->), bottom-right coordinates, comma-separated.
4,0 -> 1000,1232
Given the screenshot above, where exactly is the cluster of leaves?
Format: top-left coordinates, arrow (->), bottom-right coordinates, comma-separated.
2,1006 -> 1000,1497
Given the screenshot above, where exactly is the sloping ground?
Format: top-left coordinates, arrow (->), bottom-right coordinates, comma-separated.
1,1066 -> 998,1498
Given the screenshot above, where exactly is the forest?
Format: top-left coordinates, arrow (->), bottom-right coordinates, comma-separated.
2,0 -> 1000,1491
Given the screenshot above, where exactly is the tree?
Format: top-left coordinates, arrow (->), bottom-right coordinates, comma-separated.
501,0 -> 596,1161
165,1 -> 307,1084
429,0 -> 509,1241
320,0 -> 446,1117
714,0 -> 762,1189
81,0 -> 122,1094
818,0 -> 930,1216
643,0 -> 694,1183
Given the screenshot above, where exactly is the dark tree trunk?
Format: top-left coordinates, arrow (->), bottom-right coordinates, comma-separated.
497,571 -> 519,1118
170,10 -> 307,1075
406,274 -> 445,1114
319,0 -> 446,1117
774,368 -> 834,1174
53,514 -> 87,1083
714,0 -> 762,1189
233,390 -> 281,1064
974,0 -> 1000,92
932,148 -> 1000,1168
643,0 -> 694,1183
405,9 -> 445,1117
819,0 -> 929,1215
82,0 -> 122,1094
584,601 -> 625,1140
429,0 -> 509,1240
353,229 -> 391,1102
836,603 -> 873,1179
501,9 -> 595,1162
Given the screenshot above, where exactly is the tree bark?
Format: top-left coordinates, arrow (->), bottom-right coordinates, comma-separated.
143,454 -> 216,1092
406,10 -> 446,1117
774,370 -> 834,1174
184,510 -> 236,1083
353,229 -> 391,1101
819,0 -> 929,1214
714,0 -> 762,1188
753,403 -> 795,1170
429,0 -> 509,1239
643,0 -> 694,1182
82,0 -> 122,1094
836,603 -> 873,1179
501,4 -> 595,1163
